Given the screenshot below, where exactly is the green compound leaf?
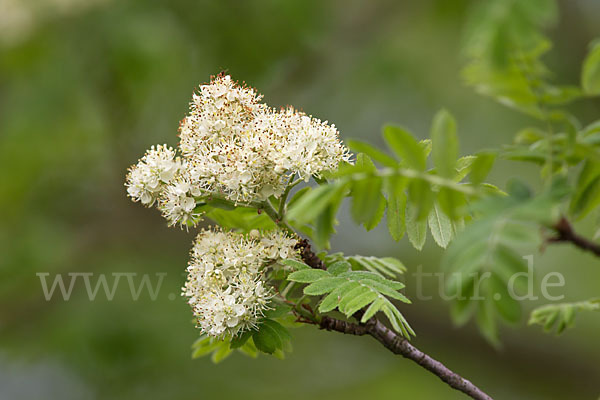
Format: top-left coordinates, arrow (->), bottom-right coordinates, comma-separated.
529,299 -> 600,334
288,265 -> 413,338
442,179 -> 569,345
301,116 -> 492,249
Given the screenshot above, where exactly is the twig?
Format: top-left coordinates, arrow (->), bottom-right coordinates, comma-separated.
549,217 -> 600,258
296,240 -> 494,400
319,316 -> 493,400
293,239 -> 326,270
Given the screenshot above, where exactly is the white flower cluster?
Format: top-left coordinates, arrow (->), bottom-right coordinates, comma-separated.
183,228 -> 298,337
125,145 -> 184,206
256,106 -> 351,182
178,74 -> 351,202
125,73 -> 351,227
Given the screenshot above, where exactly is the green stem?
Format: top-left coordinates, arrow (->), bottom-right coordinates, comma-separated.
515,48 -> 555,187
281,281 -> 295,297
261,200 -> 296,235
294,295 -> 319,324
278,178 -> 303,219
351,168 -> 477,196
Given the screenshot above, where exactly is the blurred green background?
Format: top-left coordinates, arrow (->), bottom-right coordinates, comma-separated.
1,0 -> 599,399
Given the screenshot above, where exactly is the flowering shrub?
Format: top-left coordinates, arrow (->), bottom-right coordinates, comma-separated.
126,2 -> 600,397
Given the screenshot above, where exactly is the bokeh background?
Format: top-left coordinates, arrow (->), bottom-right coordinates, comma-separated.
1,0 -> 600,399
